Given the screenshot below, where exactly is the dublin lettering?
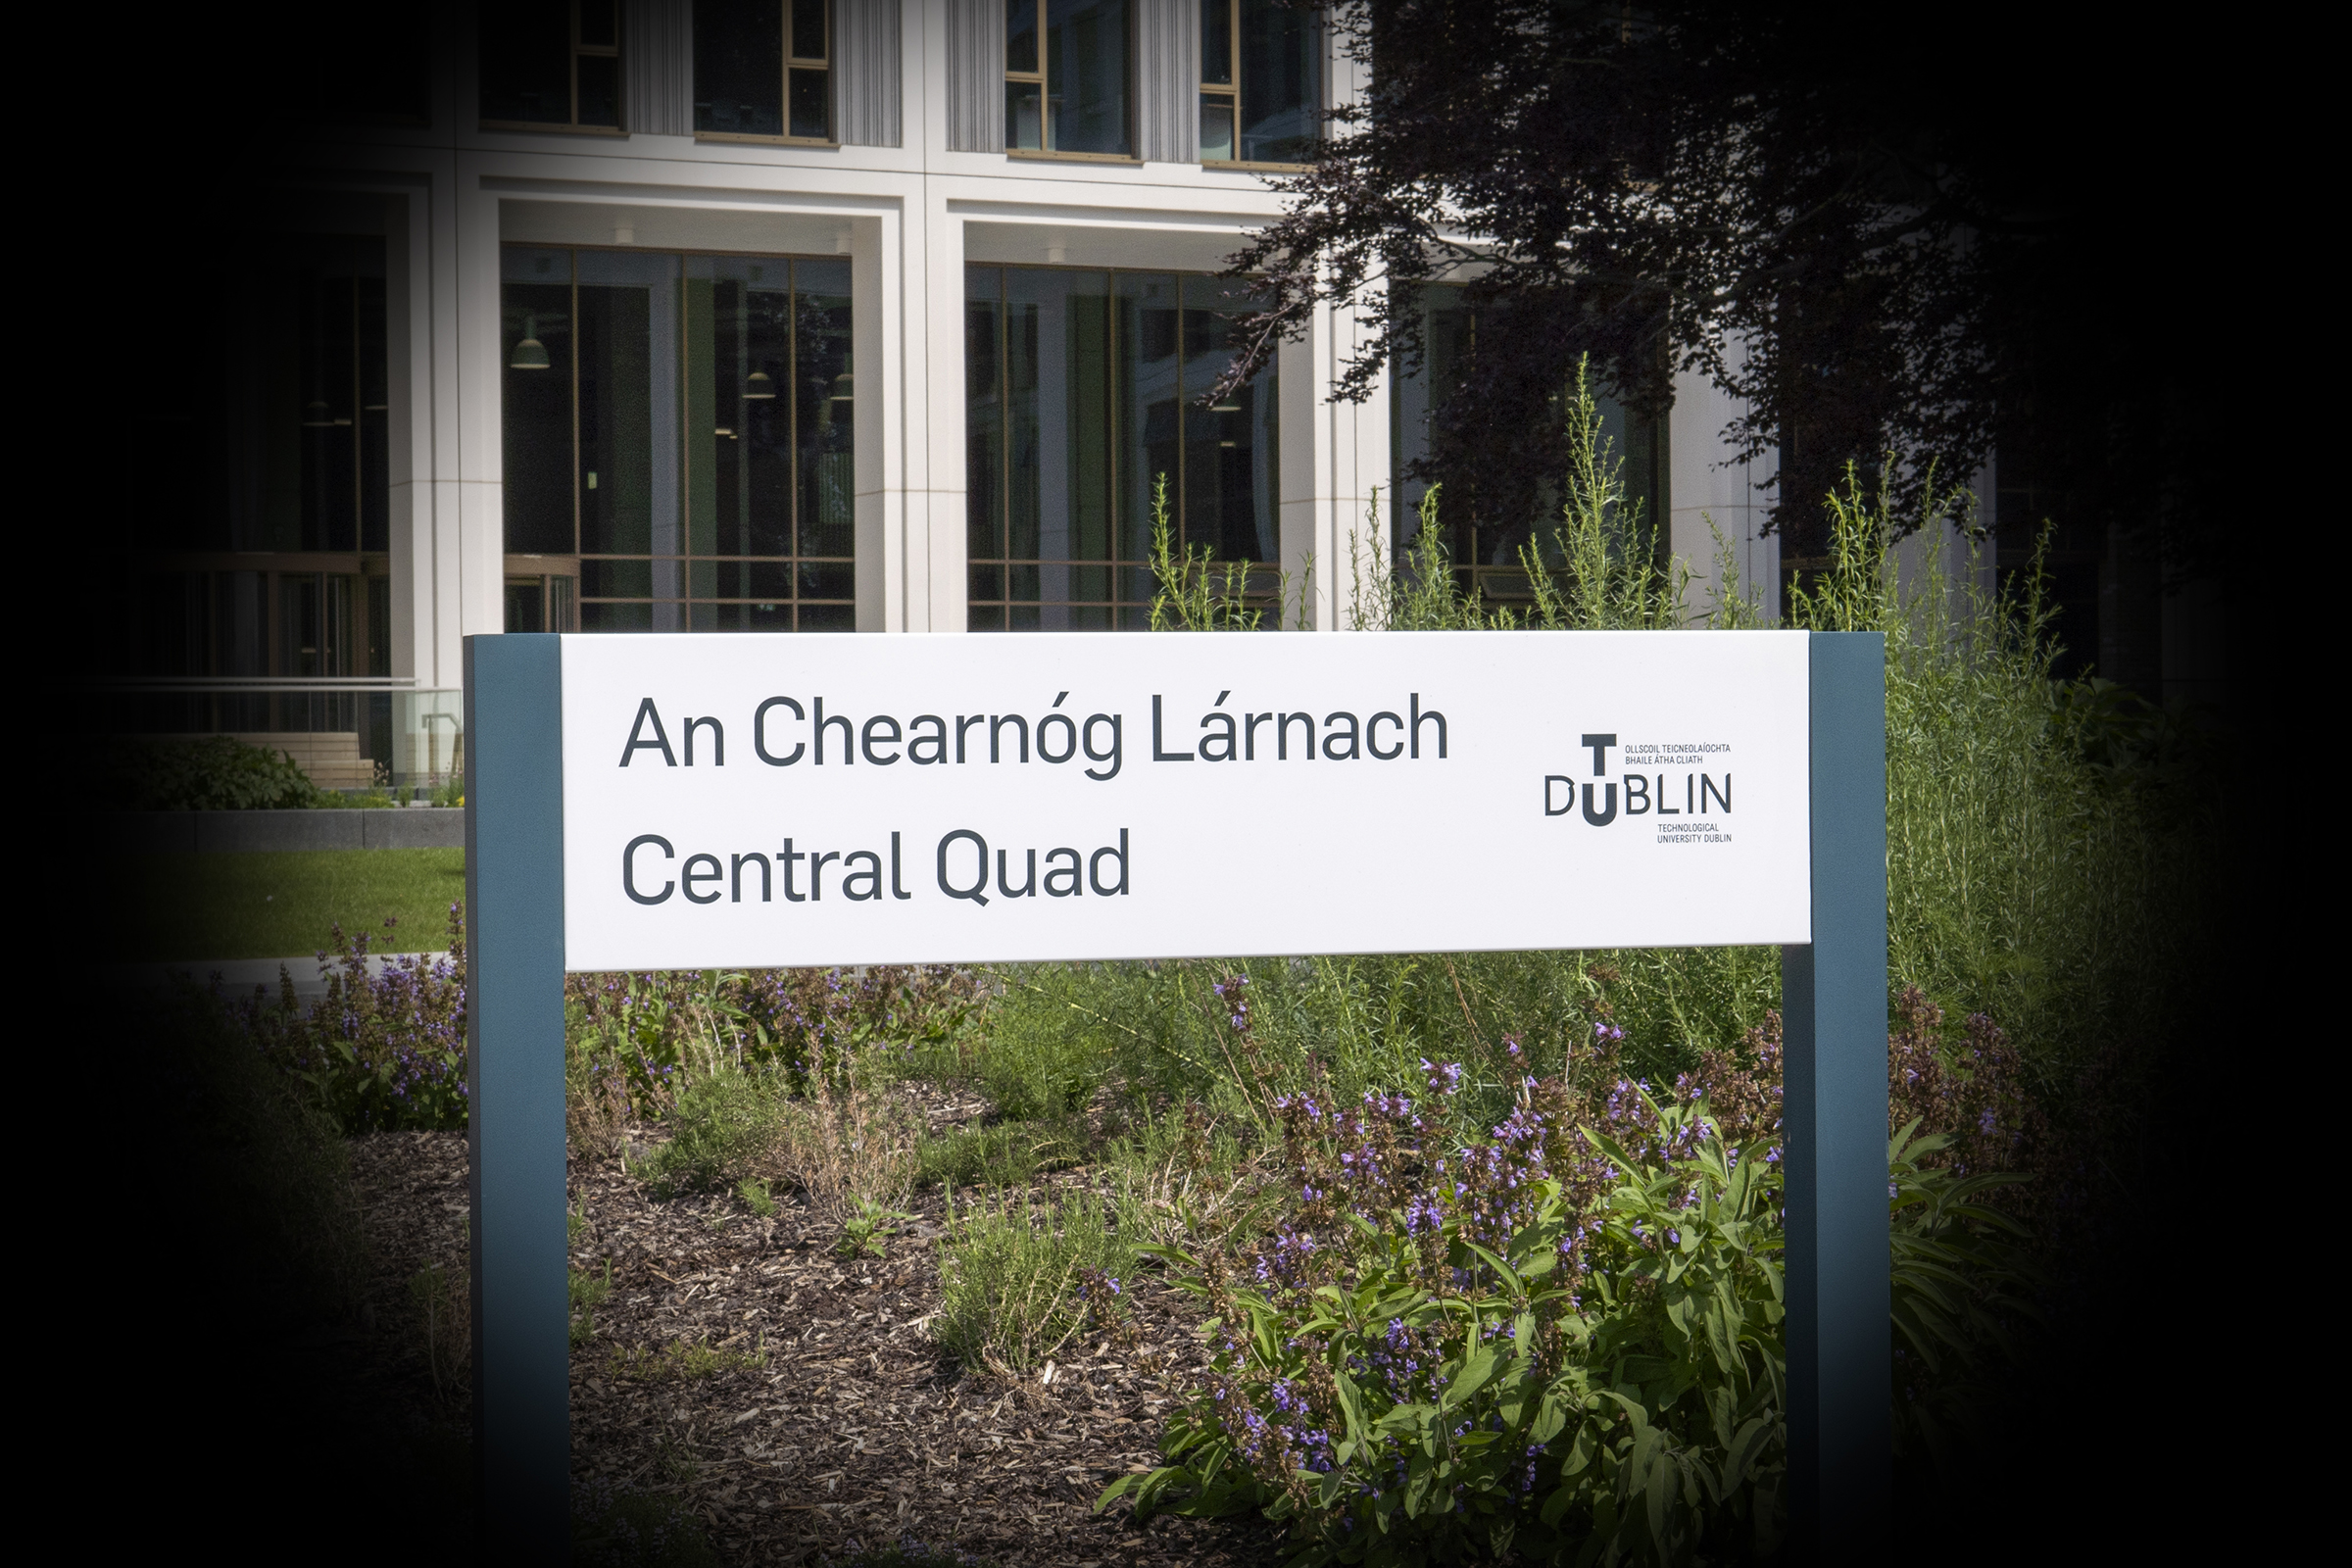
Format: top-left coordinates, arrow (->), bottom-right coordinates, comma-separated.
1544,732 -> 1732,827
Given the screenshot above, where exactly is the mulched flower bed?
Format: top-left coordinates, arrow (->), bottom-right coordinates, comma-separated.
346,1114 -> 1281,1565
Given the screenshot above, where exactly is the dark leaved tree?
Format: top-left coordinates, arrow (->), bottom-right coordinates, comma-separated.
1221,0 -> 2232,571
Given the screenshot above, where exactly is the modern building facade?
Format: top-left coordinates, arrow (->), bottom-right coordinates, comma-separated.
122,0 -> 2016,787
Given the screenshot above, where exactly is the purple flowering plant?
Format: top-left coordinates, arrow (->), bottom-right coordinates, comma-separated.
1102,1047 -> 1791,1566
232,902 -> 471,1132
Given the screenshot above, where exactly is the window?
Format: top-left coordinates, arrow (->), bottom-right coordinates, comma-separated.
480,0 -> 622,131
1005,0 -> 1133,157
1200,0 -> 1319,166
1391,284 -> 1663,610
502,246 -> 856,632
147,234 -> 390,556
696,0 -> 834,141
505,575 -> 578,632
966,265 -> 1277,630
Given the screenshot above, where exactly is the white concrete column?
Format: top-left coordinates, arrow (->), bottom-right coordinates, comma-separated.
1278,285 -> 1391,630
853,210 -> 918,631
1668,336 -> 1779,624
920,194 -> 971,633
453,163 -> 508,668
385,177 -> 429,684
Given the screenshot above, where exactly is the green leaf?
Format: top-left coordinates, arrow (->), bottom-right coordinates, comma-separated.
1334,1368 -> 1367,1444
1718,1414 -> 1775,1498
1442,1346 -> 1502,1410
1643,1448 -> 1674,1548
1530,1390 -> 1569,1447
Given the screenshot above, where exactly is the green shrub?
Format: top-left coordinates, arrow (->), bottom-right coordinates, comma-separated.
102,734 -> 332,810
971,967 -> 1114,1120
933,1187 -> 1130,1375
634,1066 -> 787,1198
914,1118 -> 1083,1189
570,1259 -> 614,1347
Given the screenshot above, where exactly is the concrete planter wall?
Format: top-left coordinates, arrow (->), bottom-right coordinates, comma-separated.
117,808 -> 466,854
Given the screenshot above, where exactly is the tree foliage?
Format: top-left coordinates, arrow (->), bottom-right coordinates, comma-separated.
1221,1 -> 2227,562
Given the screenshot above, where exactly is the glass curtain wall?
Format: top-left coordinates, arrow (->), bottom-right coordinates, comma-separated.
1200,0 -> 1320,165
966,266 -> 1276,629
503,247 -> 856,630
1391,283 -> 1664,608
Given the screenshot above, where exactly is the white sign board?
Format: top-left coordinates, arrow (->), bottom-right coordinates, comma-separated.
557,630 -> 1811,971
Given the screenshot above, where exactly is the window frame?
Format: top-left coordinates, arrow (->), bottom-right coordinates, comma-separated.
499,243 -> 860,634
1199,0 -> 1320,172
693,0 -> 840,148
963,262 -> 1281,631
1004,0 -> 1142,165
479,0 -> 628,136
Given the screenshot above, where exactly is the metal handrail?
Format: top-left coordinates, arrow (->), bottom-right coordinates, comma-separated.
93,677 -> 448,693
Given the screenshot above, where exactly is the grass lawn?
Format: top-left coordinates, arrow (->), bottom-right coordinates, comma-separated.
115,850 -> 466,962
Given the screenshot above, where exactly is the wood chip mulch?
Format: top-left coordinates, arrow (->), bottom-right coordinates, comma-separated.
346,1107 -> 1285,1566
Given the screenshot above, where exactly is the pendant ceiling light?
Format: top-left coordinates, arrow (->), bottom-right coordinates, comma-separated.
830,369 -> 854,406
511,314 -> 551,370
743,368 -> 776,400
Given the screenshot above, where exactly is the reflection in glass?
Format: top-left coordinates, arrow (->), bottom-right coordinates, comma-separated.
1200,0 -> 1319,166
1007,0 -> 1040,74
695,2 -> 784,135
1006,80 -> 1045,149
795,260 -> 856,563
1237,0 -> 1317,164
789,69 -> 830,138
1006,0 -> 1132,156
502,246 -> 858,631
1199,99 -> 1235,162
966,265 -> 1276,631
1201,0 -> 1233,83
792,0 -> 828,57
1047,0 -> 1131,155
694,0 -> 827,140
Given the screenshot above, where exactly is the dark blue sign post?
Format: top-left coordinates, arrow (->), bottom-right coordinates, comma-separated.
462,629 -> 1886,1563
1784,632 -> 1890,1561
465,634 -> 569,1560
